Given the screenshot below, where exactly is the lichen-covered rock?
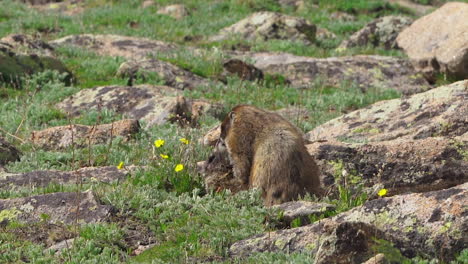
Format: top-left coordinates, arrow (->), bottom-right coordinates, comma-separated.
223,59 -> 264,81
274,201 -> 335,226
307,136 -> 468,197
0,136 -> 21,166
31,119 -> 140,150
0,166 -> 128,189
230,182 -> 468,262
306,80 -> 467,143
0,191 -> 111,224
157,4 -> 189,19
211,12 -> 316,45
50,34 -> 178,60
0,36 -> 72,87
396,2 -> 468,81
57,85 -> 223,127
117,59 -> 212,90
242,52 -> 429,95
339,16 -> 413,49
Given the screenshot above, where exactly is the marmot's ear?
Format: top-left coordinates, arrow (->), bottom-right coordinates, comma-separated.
229,111 -> 235,120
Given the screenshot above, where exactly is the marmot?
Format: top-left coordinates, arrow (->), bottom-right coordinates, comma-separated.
216,105 -> 324,205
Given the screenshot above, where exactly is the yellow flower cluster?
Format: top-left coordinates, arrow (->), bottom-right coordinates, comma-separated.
117,161 -> 124,170
154,139 -> 165,148
175,164 -> 184,172
378,188 -> 387,197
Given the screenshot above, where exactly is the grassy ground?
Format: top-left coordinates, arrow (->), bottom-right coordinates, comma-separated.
0,0 -> 467,263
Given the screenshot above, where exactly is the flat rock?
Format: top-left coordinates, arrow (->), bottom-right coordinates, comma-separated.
0,36 -> 72,87
57,85 -> 223,127
211,12 -> 316,45
274,201 -> 335,225
242,52 -> 429,95
339,16 -> 413,49
307,136 -> 468,197
0,166 -> 128,189
117,59 -> 212,90
306,80 -> 467,143
0,191 -> 111,224
0,136 -> 21,166
31,119 -> 140,150
230,182 -> 468,262
157,4 -> 189,20
388,0 -> 434,16
50,34 -> 178,60
396,2 -> 468,81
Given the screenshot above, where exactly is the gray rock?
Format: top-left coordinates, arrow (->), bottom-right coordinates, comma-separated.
57,85 -> 223,127
211,12 -> 316,45
50,34 -> 178,60
0,166 -> 129,189
31,119 -> 140,150
157,4 -> 189,20
0,191 -> 111,224
117,59 -> 212,90
230,182 -> 468,262
0,136 -> 20,166
339,16 -> 413,49
274,201 -> 335,225
396,2 -> 468,81
244,52 -> 429,95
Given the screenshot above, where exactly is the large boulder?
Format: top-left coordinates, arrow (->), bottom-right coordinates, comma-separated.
117,59 -> 212,90
31,119 -> 140,150
211,12 -> 316,45
0,35 -> 72,87
306,80 -> 467,143
230,182 -> 468,262
339,16 -> 413,49
0,191 -> 111,224
50,34 -> 178,60
0,136 -> 21,167
396,2 -> 468,81
241,53 -> 429,95
57,85 -> 224,127
0,166 -> 128,189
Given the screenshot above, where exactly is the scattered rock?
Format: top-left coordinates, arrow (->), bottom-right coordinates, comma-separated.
50,34 -> 178,60
0,136 -> 21,166
316,27 -> 336,40
1,34 -> 55,56
157,4 -> 189,20
211,12 -> 316,45
306,80 -> 468,143
31,119 -> 140,150
223,59 -> 264,81
307,136 -> 468,197
242,52 -> 429,95
117,59 -> 212,90
0,166 -> 128,189
46,238 -> 75,254
387,0 -> 434,16
274,201 -> 335,226
330,12 -> 356,22
0,191 -> 111,224
396,2 -> 468,81
27,0 -> 85,15
275,106 -> 310,124
0,36 -> 72,87
57,85 -> 223,127
230,182 -> 468,262
277,0 -> 306,11
141,0 -> 155,9
361,254 -> 388,264
339,16 -> 413,49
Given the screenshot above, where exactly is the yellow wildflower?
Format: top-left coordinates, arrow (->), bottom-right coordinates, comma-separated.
154,139 -> 165,148
377,188 -> 387,197
179,138 -> 190,144
160,154 -> 169,159
117,162 -> 124,170
175,164 -> 184,172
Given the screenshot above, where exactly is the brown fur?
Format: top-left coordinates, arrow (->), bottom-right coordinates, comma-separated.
220,105 -> 324,206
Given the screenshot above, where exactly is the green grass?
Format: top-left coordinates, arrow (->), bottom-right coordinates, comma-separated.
0,0 -> 463,263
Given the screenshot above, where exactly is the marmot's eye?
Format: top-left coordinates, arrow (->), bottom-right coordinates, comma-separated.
208,155 -> 215,163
